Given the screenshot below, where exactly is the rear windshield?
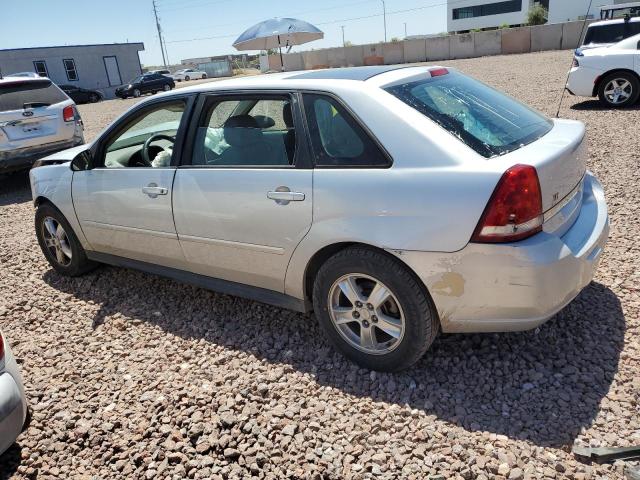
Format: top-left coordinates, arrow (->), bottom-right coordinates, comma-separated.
0,79 -> 68,111
384,71 -> 552,158
584,21 -> 640,44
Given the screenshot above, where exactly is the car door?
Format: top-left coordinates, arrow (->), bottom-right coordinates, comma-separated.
172,93 -> 313,292
72,96 -> 194,268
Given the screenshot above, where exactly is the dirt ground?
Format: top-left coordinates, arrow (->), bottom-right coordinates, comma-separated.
0,50 -> 639,479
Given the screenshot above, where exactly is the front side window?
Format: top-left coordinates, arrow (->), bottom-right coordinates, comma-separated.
63,59 -> 78,81
303,94 -> 389,167
384,71 -> 552,158
192,96 -> 295,167
102,100 -> 186,168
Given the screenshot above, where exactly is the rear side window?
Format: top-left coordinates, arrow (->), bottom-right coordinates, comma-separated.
385,71 -> 552,158
303,94 -> 390,167
584,22 -> 640,44
0,79 -> 68,111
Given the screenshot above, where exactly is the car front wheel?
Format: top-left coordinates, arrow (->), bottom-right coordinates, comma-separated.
598,72 -> 640,107
184,75 -> 190,81
89,93 -> 100,103
163,84 -> 171,91
313,246 -> 439,372
35,203 -> 98,277
133,89 -> 141,98
202,73 -> 207,79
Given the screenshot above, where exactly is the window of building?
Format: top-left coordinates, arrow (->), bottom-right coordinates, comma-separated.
452,0 -> 522,20
63,59 -> 78,81
33,60 -> 48,77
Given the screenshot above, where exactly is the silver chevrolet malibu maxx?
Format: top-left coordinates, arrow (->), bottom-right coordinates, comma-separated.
29,66 -> 609,371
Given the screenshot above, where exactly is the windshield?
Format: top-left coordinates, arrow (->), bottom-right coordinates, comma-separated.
0,79 -> 68,111
584,21 -> 640,44
384,71 -> 552,158
130,76 -> 143,84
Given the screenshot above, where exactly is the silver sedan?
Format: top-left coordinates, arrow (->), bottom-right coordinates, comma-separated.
29,65 -> 609,371
0,331 -> 27,456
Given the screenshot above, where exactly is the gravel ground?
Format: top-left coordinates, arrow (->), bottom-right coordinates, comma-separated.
1,50 -> 639,479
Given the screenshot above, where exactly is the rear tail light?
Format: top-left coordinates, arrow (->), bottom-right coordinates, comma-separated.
0,334 -> 4,361
471,164 -> 543,243
63,105 -> 75,122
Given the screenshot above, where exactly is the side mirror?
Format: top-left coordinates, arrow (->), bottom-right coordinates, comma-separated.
70,150 -> 92,171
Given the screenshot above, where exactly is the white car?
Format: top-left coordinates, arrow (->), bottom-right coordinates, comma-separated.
171,69 -> 207,82
29,66 -> 609,371
0,76 -> 84,174
0,331 -> 28,456
567,33 -> 640,107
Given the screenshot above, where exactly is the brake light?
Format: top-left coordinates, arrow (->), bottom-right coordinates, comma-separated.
471,164 -> 543,243
429,68 -> 449,77
63,105 -> 74,122
0,334 -> 4,361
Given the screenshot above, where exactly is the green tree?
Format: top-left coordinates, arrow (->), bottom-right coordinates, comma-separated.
344,41 -> 353,47
499,22 -> 510,29
527,5 -> 548,25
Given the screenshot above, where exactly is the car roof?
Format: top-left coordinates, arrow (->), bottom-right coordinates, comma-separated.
588,16 -> 640,26
0,75 -> 50,84
286,65 -> 414,81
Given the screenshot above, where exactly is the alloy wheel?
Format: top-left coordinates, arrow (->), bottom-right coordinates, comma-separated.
328,273 -> 405,355
603,78 -> 633,105
42,217 -> 72,266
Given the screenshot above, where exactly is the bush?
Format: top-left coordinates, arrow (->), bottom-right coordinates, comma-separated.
527,5 -> 548,25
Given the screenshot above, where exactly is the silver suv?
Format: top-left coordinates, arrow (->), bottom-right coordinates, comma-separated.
0,76 -> 84,174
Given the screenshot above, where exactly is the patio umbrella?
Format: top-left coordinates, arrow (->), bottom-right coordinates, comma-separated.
233,18 -> 324,71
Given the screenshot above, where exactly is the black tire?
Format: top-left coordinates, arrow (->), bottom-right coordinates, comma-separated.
35,203 -> 98,277
202,74 -> 207,79
313,246 -> 439,372
598,71 -> 640,108
133,89 -> 141,98
184,75 -> 190,81
88,93 -> 100,103
163,84 -> 171,92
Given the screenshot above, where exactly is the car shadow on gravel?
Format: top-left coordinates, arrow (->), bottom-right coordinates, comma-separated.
0,171 -> 31,207
570,99 -> 640,111
0,444 -> 22,479
43,268 -> 624,448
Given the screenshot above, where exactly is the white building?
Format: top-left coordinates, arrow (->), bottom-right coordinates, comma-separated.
447,0 -> 628,32
0,43 -> 144,99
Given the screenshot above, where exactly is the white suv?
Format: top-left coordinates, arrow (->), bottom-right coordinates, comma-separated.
0,76 -> 84,174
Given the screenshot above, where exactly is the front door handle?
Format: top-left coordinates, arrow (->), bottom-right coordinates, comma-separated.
142,183 -> 168,198
267,187 -> 305,205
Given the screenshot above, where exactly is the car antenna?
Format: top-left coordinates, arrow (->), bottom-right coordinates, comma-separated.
555,0 -> 594,118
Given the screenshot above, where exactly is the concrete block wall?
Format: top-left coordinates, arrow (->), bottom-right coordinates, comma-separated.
279,20 -> 589,73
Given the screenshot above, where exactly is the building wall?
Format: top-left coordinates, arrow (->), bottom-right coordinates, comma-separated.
447,0 -> 530,32
0,43 -> 144,99
548,0 -> 612,23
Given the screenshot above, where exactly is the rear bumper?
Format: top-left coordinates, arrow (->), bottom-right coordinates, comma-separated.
567,66 -> 600,98
0,339 -> 27,456
394,172 -> 609,333
0,136 -> 84,174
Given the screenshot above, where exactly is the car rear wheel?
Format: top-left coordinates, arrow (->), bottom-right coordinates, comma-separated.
88,93 -> 100,103
202,74 -> 207,79
313,246 -> 439,372
598,72 -> 640,107
185,75 -> 190,81
133,89 -> 141,98
35,203 -> 98,277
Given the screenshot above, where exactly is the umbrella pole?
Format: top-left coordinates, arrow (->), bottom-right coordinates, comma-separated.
278,34 -> 285,72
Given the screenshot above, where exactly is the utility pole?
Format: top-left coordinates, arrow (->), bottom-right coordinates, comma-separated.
381,0 -> 387,42
152,0 -> 168,68
341,25 -> 345,46
404,22 -> 407,38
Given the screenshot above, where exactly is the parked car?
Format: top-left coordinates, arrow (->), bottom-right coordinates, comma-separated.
567,33 -> 640,107
580,17 -> 640,50
58,84 -> 103,104
29,65 -> 609,371
0,76 -> 84,174
171,68 -> 207,81
115,73 -> 175,99
0,331 -> 28,457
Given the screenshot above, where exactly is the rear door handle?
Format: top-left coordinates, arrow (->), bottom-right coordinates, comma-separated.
142,183 -> 168,198
267,188 -> 305,205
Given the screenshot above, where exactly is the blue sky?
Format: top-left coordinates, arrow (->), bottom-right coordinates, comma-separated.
0,0 -> 446,66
